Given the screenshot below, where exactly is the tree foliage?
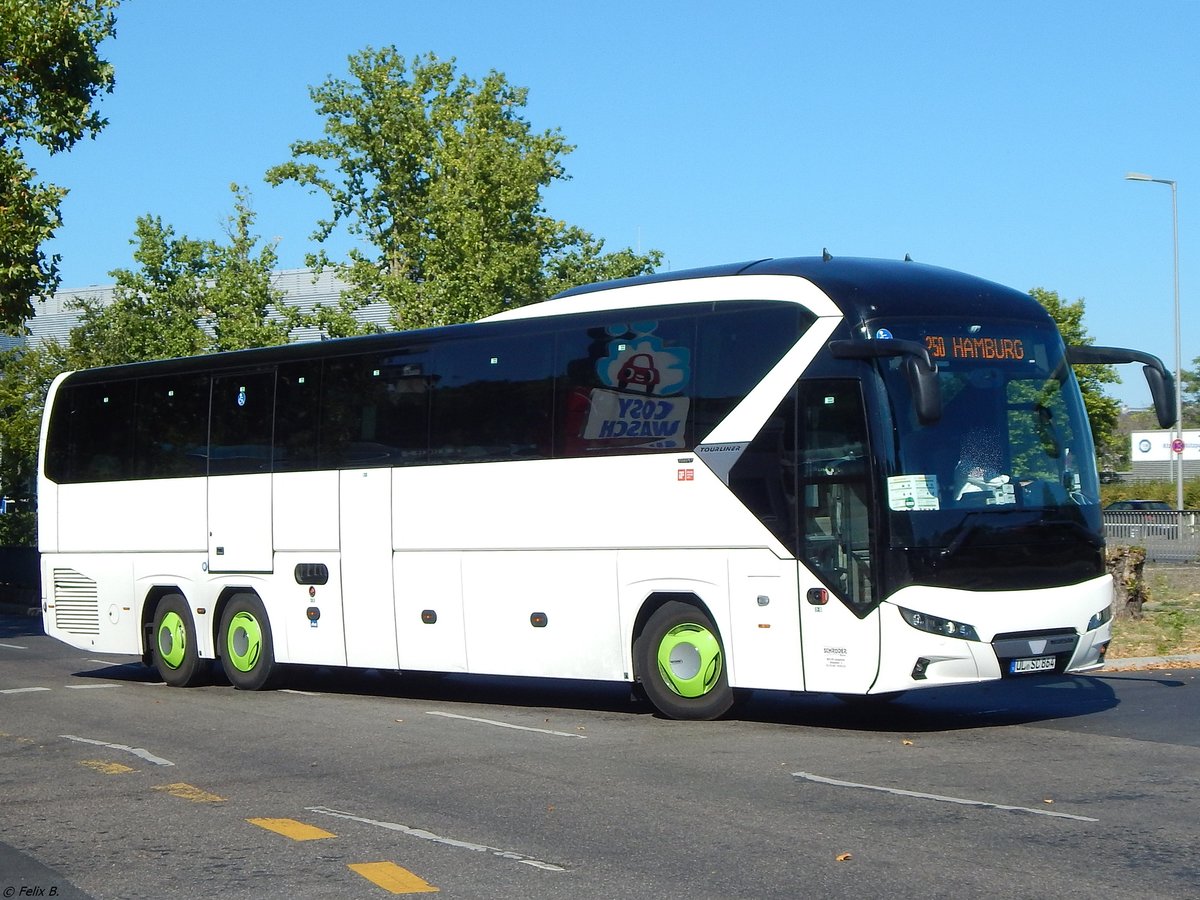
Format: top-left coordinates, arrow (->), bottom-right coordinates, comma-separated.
267,48 -> 660,332
0,344 -> 61,542
1028,287 -> 1121,461
1177,355 -> 1200,428
66,185 -> 304,369
0,0 -> 118,330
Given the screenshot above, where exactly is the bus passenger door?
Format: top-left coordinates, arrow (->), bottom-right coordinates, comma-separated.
208,372 -> 274,573
795,380 -> 881,693
339,468 -> 399,669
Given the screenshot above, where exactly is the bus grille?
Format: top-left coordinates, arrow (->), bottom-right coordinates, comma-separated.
53,568 -> 100,635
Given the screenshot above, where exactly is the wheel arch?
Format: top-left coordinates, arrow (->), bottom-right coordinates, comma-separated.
211,586 -> 264,658
631,591 -> 721,680
140,585 -> 188,664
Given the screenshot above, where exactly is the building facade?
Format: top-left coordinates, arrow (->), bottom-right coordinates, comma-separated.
24,267 -> 386,348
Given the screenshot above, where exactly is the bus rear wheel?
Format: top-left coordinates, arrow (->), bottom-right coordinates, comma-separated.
635,601 -> 734,720
219,594 -> 277,691
151,594 -> 206,687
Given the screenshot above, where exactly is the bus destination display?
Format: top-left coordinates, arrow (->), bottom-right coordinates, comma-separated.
924,334 -> 1025,361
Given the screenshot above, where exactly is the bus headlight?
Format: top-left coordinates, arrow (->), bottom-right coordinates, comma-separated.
898,606 -> 980,641
1087,606 -> 1113,632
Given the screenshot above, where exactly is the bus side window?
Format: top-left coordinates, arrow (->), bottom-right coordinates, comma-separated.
133,374 -> 210,479
798,380 -> 874,608
274,362 -> 322,472
209,371 -> 274,475
431,334 -> 553,463
46,380 -> 136,483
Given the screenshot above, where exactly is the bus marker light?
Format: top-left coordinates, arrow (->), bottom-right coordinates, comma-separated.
307,607 -> 320,625
531,612 -> 548,628
421,610 -> 437,624
806,588 -> 828,606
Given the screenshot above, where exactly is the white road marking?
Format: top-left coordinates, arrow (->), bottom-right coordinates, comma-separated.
426,710 -> 587,739
307,805 -> 565,871
792,770 -> 1098,822
0,643 -> 27,650
0,686 -> 51,694
61,734 -> 175,767
66,683 -> 123,690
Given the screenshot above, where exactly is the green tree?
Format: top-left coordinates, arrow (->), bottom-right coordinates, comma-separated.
1029,287 -> 1121,463
204,185 -> 306,352
1177,356 -> 1200,427
67,214 -> 210,367
0,0 -> 118,329
266,48 -> 659,333
67,186 -> 308,368
0,344 -> 62,543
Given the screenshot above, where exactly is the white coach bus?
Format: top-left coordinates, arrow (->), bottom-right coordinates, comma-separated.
36,256 -> 1175,719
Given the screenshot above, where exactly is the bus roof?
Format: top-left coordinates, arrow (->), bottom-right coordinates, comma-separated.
55,255 -> 1051,384
554,255 -> 1048,326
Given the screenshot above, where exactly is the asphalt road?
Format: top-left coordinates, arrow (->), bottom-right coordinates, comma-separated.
3,611 -> 1199,899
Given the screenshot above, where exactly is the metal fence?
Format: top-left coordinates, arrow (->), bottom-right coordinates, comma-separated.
1103,510 -> 1200,563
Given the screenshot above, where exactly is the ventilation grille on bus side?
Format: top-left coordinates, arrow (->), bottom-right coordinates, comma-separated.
53,568 -> 100,635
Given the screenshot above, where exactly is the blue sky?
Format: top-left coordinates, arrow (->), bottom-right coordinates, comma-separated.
32,1 -> 1199,406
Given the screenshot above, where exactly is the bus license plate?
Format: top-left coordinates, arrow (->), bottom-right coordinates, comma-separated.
1010,655 -> 1056,674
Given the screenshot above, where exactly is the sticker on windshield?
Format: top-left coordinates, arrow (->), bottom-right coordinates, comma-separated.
888,474 -> 940,511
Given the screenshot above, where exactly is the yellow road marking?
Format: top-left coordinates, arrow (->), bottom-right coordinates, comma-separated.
348,861 -> 439,894
152,782 -> 226,803
80,759 -> 135,775
248,817 -> 337,841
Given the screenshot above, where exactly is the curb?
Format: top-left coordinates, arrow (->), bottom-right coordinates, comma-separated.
1102,654 -> 1200,671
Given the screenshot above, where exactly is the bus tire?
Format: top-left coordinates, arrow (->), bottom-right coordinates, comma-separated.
151,594 -> 206,687
635,600 -> 734,720
218,594 -> 277,691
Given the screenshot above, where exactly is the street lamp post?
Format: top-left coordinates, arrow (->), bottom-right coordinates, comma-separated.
1125,172 -> 1184,511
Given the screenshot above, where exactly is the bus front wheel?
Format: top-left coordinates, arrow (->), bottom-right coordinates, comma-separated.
219,594 -> 277,691
635,601 -> 734,720
151,594 -> 206,687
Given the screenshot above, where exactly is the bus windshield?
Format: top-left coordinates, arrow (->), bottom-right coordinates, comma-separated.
875,318 -> 1100,550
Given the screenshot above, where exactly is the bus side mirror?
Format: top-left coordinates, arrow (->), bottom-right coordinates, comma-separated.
1144,366 -> 1176,430
1065,345 -> 1175,429
905,356 -> 942,425
829,338 -> 942,425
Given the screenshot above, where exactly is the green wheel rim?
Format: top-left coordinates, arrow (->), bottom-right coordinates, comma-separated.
157,611 -> 187,670
226,610 -> 263,673
656,622 -> 722,698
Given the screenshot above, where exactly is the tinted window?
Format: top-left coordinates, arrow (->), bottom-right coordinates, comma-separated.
209,371 -> 274,475
274,360 -> 322,472
431,334 -> 553,463
321,347 -> 433,468
46,380 -> 136,483
554,316 -> 694,456
133,374 -> 210,478
693,303 -> 811,440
